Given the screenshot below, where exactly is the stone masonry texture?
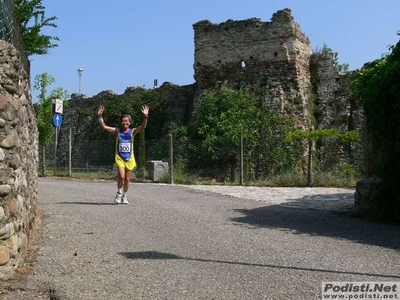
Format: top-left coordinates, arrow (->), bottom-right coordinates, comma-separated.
0,40 -> 38,280
193,8 -> 313,128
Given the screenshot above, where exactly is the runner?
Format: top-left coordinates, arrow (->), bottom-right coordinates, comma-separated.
97,104 -> 149,204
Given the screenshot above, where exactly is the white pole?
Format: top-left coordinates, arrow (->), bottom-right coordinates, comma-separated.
78,68 -> 83,94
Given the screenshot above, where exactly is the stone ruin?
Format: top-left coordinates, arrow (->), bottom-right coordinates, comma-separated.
59,9 -> 358,146
192,8 -> 362,133
193,9 -> 312,128
54,8 -> 361,169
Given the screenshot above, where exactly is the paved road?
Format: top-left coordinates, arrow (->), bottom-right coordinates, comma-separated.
21,178 -> 400,299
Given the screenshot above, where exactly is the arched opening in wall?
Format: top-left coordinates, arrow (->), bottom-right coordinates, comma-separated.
241,61 -> 247,68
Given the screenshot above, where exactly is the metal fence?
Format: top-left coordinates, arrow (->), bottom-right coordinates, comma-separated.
0,0 -> 30,75
43,133 -> 363,186
0,0 -> 13,41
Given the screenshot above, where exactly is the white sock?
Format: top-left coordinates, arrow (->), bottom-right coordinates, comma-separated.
122,191 -> 127,197
118,188 -> 123,194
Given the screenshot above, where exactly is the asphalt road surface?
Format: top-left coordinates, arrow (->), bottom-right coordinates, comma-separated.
17,178 -> 400,299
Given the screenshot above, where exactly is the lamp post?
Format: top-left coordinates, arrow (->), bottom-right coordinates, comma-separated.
77,67 -> 83,94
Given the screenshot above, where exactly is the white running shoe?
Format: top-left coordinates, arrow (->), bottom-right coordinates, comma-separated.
114,192 -> 122,204
122,195 -> 129,205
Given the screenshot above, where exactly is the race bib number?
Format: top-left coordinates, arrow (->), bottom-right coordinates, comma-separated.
119,142 -> 131,153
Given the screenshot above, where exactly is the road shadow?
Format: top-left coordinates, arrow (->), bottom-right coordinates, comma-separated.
119,251 -> 400,279
230,193 -> 400,250
58,202 -> 116,206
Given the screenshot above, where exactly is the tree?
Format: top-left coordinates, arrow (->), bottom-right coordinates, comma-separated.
136,131 -> 146,179
198,85 -> 257,157
90,89 -> 160,175
196,84 -> 299,181
35,73 -> 54,145
287,128 -> 360,185
34,73 -> 69,175
350,32 -> 400,222
15,0 -> 59,56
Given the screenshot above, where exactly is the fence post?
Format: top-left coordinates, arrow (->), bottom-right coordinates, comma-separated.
169,134 -> 174,184
307,139 -> 313,186
240,131 -> 244,186
68,127 -> 72,176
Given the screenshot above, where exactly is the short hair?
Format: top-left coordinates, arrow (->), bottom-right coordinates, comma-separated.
120,113 -> 132,122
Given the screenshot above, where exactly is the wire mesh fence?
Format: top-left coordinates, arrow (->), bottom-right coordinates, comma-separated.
42,134 -> 363,187
0,0 -> 13,42
0,0 -> 30,75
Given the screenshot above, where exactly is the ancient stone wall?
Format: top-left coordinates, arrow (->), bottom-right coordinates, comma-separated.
310,52 -> 365,169
310,52 -> 360,130
193,8 -> 312,128
36,7 -> 366,183
0,40 -> 38,280
45,8 -> 362,173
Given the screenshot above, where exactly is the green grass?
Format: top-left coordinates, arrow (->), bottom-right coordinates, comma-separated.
40,167 -> 116,180
40,167 -> 358,187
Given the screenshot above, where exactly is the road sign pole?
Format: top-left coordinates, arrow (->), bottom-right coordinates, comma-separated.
52,112 -> 63,176
54,127 -> 58,176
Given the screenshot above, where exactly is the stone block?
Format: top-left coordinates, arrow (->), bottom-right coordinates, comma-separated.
354,177 -> 382,216
0,245 -> 10,265
146,160 -> 169,181
0,223 -> 14,240
0,265 -> 14,280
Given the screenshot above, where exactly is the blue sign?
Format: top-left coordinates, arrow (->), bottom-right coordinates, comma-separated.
52,113 -> 63,127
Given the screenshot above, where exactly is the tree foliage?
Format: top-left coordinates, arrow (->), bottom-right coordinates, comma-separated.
171,84 -> 302,181
34,72 -> 69,146
91,88 -> 160,140
313,43 -> 350,72
15,0 -> 59,56
197,85 -> 258,157
34,72 -> 54,146
91,88 -> 161,174
350,32 -> 400,221
287,128 -> 360,144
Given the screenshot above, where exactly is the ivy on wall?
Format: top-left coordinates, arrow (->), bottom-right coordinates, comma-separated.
350,32 -> 400,222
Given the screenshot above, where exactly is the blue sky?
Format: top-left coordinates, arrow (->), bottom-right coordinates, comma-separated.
30,0 -> 399,101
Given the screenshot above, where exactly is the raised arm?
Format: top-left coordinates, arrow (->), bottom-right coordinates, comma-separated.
97,105 -> 118,134
132,104 -> 149,135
